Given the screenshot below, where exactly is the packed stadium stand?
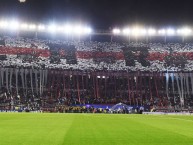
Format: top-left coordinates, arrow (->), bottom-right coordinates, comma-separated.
0,36 -> 193,113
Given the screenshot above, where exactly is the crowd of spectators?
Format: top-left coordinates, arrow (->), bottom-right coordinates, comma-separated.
1,37 -> 193,71
0,36 -> 193,112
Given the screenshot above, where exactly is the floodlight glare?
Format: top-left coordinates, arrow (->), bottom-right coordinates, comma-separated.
177,28 -> 192,36
74,25 -> 83,34
29,24 -> 36,30
56,26 -> 65,32
158,29 -> 166,35
122,28 -> 130,35
140,29 -> 147,35
48,24 -> 57,33
9,21 -> 19,30
147,28 -> 156,35
0,21 -> 8,29
131,28 -> 146,36
38,25 -> 45,31
167,28 -> 175,35
131,28 -> 139,36
183,28 -> 192,35
83,27 -> 92,34
113,28 -> 121,34
20,23 -> 29,30
63,24 -> 73,34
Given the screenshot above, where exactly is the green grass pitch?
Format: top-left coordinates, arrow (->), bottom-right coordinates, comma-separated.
0,113 -> 193,145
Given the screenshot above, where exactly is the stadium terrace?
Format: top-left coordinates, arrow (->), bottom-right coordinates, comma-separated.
0,20 -> 193,114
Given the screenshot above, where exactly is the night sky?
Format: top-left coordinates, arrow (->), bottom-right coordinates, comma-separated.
0,0 -> 193,29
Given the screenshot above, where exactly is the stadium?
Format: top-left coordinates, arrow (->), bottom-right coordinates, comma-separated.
1,0 -> 193,145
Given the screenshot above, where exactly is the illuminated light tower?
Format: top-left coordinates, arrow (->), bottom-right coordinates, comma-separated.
113,28 -> 121,35
20,23 -> 29,30
147,28 -> 156,36
166,28 -> 175,36
158,29 -> 167,43
122,28 -> 131,43
147,28 -> 156,43
158,29 -> 166,35
9,21 -> 19,31
177,28 -> 192,43
63,24 -> 73,41
131,28 -> 147,42
63,24 -> 73,34
0,21 -> 8,29
131,28 -> 139,42
19,0 -> 26,3
29,24 -> 36,30
74,25 -> 84,41
122,28 -> 130,35
111,28 -> 120,42
83,27 -> 92,34
131,28 -> 146,36
38,25 -> 45,31
48,24 -> 57,33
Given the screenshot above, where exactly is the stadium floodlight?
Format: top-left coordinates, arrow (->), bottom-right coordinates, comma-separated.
177,28 -> 192,36
38,24 -> 45,31
48,24 -> 57,33
19,0 -> 26,2
56,26 -> 65,33
140,29 -> 147,35
158,29 -> 166,35
132,28 -> 140,36
74,25 -> 83,35
113,28 -> 121,35
63,24 -> 73,34
29,24 -> 36,30
177,29 -> 182,34
131,28 -> 147,36
83,27 -> 92,34
20,23 -> 29,30
9,21 -> 19,30
122,28 -> 131,35
147,28 -> 156,36
166,28 -> 175,35
0,20 -> 8,29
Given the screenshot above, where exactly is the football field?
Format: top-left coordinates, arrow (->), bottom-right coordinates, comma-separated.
0,113 -> 193,145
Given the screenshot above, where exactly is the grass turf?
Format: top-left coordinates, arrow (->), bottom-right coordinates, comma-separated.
0,113 -> 193,145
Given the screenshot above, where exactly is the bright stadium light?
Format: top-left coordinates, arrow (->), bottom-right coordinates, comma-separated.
0,20 -> 8,29
20,23 -> 29,30
74,25 -> 83,35
147,28 -> 156,35
131,28 -> 147,36
183,28 -> 192,35
166,28 -> 175,35
177,28 -> 192,36
9,21 -> 19,30
158,29 -> 166,35
38,24 -> 45,31
177,29 -> 182,34
56,26 -> 65,32
113,28 -> 121,34
29,24 -> 36,30
63,24 -> 73,34
131,28 -> 140,36
48,24 -> 57,33
140,28 -> 147,35
83,27 -> 92,34
19,0 -> 26,2
122,28 -> 131,35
